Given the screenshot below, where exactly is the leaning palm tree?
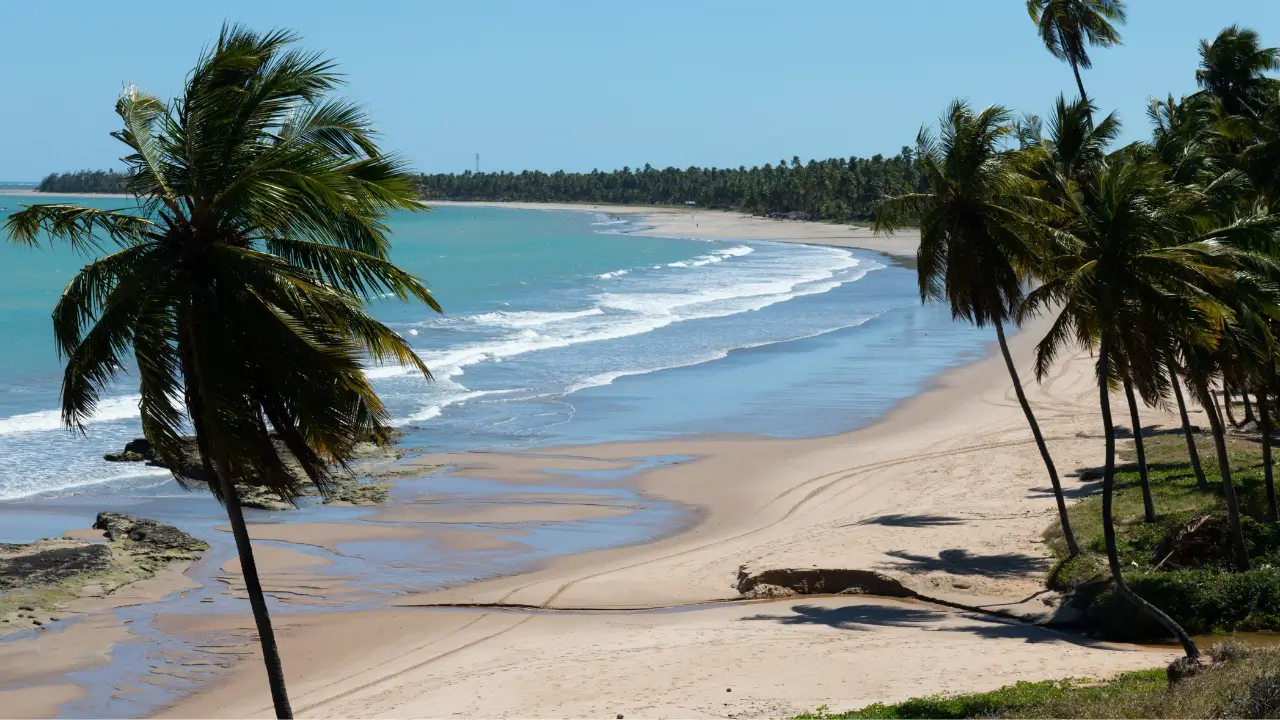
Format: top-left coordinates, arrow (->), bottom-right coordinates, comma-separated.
1024,156 -> 1237,660
1027,0 -> 1127,104
2,25 -> 439,719
876,100 -> 1082,557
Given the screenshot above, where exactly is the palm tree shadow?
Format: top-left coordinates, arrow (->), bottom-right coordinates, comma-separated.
1028,479 -> 1101,500
847,513 -> 965,528
741,603 -> 944,630
740,604 -> 1120,649
880,548 -> 1050,578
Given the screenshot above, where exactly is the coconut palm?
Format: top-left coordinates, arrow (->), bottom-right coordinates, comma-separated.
1027,0 -> 1127,104
875,100 -> 1082,557
1022,155 -> 1248,660
2,25 -> 439,718
1195,25 -> 1280,119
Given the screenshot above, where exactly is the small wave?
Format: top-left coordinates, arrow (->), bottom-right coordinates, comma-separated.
598,269 -> 630,279
667,244 -> 754,268
0,395 -> 142,436
472,308 -> 605,328
393,388 -> 527,426
0,463 -> 173,502
562,311 -> 889,396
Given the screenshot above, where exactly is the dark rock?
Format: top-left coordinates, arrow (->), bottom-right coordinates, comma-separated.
1166,656 -> 1207,686
323,478 -> 391,506
736,567 -> 917,598
0,543 -> 114,591
103,438 -> 155,462
92,512 -> 209,554
234,485 -> 292,511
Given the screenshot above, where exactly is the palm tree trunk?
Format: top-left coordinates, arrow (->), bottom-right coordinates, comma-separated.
1123,375 -> 1157,522
1193,375 -> 1252,571
214,464 -> 295,719
1171,370 -> 1209,491
994,317 -> 1080,556
1259,390 -> 1278,522
1070,58 -> 1088,104
1099,339 -> 1199,659
1244,391 -> 1257,425
1223,381 -> 1241,428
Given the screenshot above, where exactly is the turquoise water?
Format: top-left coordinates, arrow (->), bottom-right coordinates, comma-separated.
0,199 -> 989,500
0,197 -> 998,718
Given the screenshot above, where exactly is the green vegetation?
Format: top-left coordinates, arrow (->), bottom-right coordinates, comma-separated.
4,24 -> 439,719
795,645 -> 1280,718
1045,433 -> 1280,640
35,169 -> 128,194
417,152 -> 925,222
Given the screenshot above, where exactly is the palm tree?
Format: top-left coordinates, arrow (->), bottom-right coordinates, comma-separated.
876,100 -> 1082,557
1167,356 -> 1210,491
1027,0 -> 1127,104
2,26 -> 439,719
1195,25 -> 1280,119
1024,155 -> 1241,660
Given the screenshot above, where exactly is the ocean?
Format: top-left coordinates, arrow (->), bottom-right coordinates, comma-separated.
0,200 -> 991,505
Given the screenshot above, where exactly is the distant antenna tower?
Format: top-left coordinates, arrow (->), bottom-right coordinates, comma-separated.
475,153 -> 480,173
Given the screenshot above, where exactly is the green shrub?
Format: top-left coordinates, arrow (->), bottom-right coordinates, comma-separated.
1086,568 -> 1280,640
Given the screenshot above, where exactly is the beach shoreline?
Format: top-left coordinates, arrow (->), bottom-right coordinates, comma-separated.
2,202 -> 1182,718
159,201 -> 1190,717
427,199 -> 921,259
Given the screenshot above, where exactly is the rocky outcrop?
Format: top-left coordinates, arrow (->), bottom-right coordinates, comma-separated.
102,434 -> 404,509
735,567 -> 917,600
1,514 -> 209,635
0,543 -> 114,592
324,478 -> 392,505
93,512 -> 210,555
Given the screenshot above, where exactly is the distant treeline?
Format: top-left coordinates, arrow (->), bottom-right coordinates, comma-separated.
418,148 -> 925,222
39,150 -> 926,222
37,169 -> 129,194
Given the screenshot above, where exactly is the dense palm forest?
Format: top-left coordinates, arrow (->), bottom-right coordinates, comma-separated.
418,150 -> 926,221
35,169 -> 128,194
875,0 -> 1280,674
42,152 -> 928,223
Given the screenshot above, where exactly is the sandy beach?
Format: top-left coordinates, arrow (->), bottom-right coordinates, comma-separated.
152,207 -> 1189,718
0,205 -> 1185,718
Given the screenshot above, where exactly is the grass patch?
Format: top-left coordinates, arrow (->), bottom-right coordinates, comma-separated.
1042,431 -> 1280,639
796,646 -> 1280,718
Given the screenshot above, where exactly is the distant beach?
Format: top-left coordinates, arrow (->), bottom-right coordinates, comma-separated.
427,200 -> 921,259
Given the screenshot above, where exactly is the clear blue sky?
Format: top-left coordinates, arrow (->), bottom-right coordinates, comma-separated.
1,0 -> 1276,180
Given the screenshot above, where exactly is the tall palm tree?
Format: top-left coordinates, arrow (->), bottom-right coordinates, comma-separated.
2,26 -> 439,719
876,100 -> 1081,557
1167,356 -> 1210,491
1195,25 -> 1280,119
1027,0 -> 1127,104
1023,156 -> 1243,660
